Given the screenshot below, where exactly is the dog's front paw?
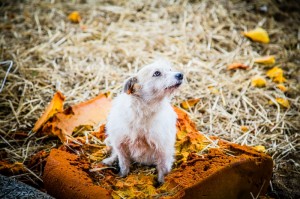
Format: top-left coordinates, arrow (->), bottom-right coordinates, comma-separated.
102,157 -> 115,165
157,163 -> 169,184
119,168 -> 129,178
157,172 -> 165,184
102,152 -> 118,165
119,167 -> 129,178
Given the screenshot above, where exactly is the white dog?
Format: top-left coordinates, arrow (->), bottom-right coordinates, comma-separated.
103,60 -> 183,183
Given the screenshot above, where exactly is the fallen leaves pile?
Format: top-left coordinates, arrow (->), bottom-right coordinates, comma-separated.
34,92 -> 272,198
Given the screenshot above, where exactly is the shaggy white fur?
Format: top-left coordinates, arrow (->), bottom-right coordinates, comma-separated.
103,60 -> 183,183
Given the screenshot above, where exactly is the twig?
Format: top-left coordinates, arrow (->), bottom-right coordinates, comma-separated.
0,60 -> 13,93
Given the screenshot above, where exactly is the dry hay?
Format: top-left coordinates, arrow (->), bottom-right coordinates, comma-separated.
0,0 -> 299,197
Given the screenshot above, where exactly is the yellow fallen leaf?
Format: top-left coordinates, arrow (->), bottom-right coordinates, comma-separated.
276,84 -> 288,92
227,63 -> 249,70
181,98 -> 200,109
266,67 -> 286,83
275,98 -> 290,108
251,77 -> 266,88
253,145 -> 266,153
68,11 -> 81,23
273,75 -> 286,83
242,28 -> 270,43
254,56 -> 275,65
208,86 -> 219,94
240,126 -> 249,132
266,66 -> 283,78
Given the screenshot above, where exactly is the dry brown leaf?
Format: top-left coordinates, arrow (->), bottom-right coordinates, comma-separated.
27,150 -> 49,168
227,63 -> 249,70
33,91 -> 65,132
68,11 -> 81,23
242,28 -> 270,43
251,77 -> 266,88
0,161 -> 26,175
181,98 -> 200,109
40,93 -> 112,142
254,56 -> 275,65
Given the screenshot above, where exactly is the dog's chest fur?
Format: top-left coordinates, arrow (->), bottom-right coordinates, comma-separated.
124,99 -> 162,164
123,133 -> 158,164
106,93 -> 177,165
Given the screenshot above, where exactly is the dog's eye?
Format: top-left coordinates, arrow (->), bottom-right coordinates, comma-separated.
153,71 -> 161,77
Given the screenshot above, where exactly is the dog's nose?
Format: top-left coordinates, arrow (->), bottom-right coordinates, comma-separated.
175,73 -> 183,80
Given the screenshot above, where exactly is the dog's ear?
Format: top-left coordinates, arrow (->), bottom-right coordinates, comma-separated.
124,77 -> 139,94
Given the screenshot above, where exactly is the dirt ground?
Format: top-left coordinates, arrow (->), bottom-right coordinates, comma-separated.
0,0 -> 299,198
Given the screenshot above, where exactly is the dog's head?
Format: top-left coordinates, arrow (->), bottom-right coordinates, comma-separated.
124,59 -> 183,102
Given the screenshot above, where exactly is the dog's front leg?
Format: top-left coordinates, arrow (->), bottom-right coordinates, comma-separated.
117,143 -> 130,177
156,152 -> 173,184
102,150 -> 117,165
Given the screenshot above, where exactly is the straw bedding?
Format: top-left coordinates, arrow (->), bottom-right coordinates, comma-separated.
0,0 -> 299,197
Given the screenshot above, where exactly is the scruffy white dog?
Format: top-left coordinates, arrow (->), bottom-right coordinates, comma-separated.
103,60 -> 183,183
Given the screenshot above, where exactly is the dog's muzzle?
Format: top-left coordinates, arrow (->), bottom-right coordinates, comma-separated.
166,73 -> 183,90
